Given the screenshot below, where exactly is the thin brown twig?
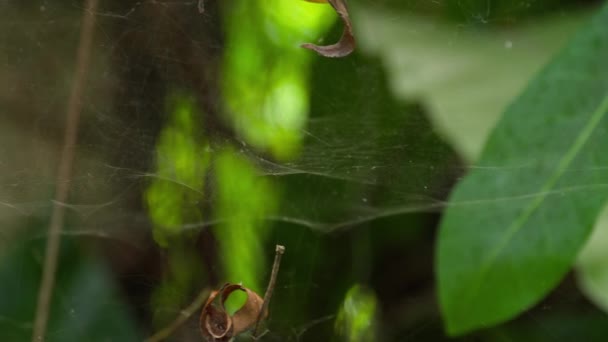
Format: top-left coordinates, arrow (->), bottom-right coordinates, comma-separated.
252,244 -> 285,338
293,314 -> 335,342
31,0 -> 99,340
145,287 -> 210,342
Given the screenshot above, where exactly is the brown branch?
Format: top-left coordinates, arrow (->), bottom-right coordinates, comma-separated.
145,288 -> 211,342
31,0 -> 99,340
252,244 -> 286,338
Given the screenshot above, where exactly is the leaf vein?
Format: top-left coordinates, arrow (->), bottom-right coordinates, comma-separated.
466,92 -> 608,306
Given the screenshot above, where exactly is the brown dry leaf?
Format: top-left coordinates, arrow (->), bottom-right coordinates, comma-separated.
301,0 -> 356,58
200,283 -> 267,341
221,284 -> 267,334
200,288 -> 233,341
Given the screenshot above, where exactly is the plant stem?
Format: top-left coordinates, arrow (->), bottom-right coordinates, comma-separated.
253,244 -> 285,338
31,0 -> 98,340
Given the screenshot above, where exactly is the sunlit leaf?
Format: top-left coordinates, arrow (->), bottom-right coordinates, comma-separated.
437,4 -> 608,335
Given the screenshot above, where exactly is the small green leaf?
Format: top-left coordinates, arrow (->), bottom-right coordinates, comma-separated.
437,4 -> 608,336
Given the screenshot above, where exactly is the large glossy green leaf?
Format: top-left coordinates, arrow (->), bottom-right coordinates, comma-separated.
356,7 -> 588,161
437,4 -> 608,336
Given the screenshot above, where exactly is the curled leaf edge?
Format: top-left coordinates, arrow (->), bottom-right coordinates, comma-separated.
301,0 -> 356,58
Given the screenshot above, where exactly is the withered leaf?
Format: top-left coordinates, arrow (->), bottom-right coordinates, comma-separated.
200,288 -> 233,341
301,0 -> 355,58
221,284 -> 267,334
200,283 -> 267,341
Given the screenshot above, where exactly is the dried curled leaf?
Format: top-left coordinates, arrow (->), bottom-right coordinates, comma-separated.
200,289 -> 233,341
301,0 -> 356,58
200,283 -> 267,341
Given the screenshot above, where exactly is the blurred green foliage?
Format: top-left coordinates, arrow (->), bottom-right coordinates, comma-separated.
221,0 -> 335,160
335,284 -> 378,341
577,206 -> 608,312
2,0 -> 608,341
0,239 -> 140,341
213,150 -> 278,294
145,94 -> 210,247
150,246 -> 205,328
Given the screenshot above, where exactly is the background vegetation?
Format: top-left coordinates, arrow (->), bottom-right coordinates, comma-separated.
1,0 -> 607,341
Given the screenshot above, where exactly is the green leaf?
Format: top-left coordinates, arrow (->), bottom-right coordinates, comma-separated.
437,4 -> 608,336
356,7 -> 589,161
577,205 -> 608,313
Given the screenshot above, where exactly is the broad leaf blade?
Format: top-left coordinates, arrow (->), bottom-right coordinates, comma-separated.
437,4 -> 608,336
356,8 -> 588,161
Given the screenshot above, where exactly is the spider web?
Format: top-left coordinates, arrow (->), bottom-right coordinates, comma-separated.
0,1 -> 604,341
